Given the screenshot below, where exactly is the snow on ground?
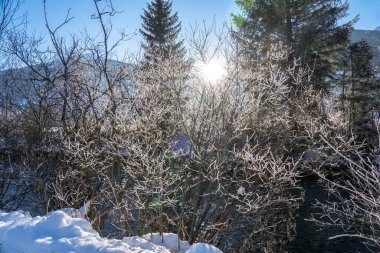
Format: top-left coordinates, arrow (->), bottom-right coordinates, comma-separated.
186,243 -> 223,253
0,209 -> 222,253
60,201 -> 91,219
141,233 -> 190,251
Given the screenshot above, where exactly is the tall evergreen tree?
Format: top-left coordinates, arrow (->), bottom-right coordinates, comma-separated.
139,0 -> 189,148
346,40 -> 377,145
140,0 -> 185,63
350,40 -> 374,79
233,0 -> 354,90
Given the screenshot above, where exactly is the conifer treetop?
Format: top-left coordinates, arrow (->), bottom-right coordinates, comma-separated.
140,0 -> 185,63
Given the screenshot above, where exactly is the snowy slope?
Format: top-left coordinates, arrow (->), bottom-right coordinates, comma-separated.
0,209 -> 222,253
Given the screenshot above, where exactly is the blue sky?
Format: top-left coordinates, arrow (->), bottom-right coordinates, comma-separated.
347,0 -> 380,30
19,0 -> 235,54
18,0 -> 380,53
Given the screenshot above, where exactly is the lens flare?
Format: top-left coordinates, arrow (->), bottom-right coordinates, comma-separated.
199,59 -> 225,83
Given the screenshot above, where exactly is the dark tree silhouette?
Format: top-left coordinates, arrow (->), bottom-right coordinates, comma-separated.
234,0 -> 354,90
140,0 -> 185,64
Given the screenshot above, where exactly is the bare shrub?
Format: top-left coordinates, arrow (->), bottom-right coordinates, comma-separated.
307,130 -> 380,251
0,2 -> 311,252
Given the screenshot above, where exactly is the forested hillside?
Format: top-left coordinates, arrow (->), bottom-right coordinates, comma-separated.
352,29 -> 380,65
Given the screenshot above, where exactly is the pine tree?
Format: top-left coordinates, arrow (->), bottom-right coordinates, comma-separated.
346,40 -> 378,145
233,0 -> 354,90
350,40 -> 374,79
139,0 -> 188,132
140,0 -> 185,64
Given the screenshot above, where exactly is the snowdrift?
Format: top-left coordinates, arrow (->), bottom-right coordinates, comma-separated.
0,209 -> 222,253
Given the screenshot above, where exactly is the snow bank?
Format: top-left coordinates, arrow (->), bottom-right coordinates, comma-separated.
141,233 -> 191,251
187,243 -> 223,253
0,209 -> 222,253
0,210 -> 167,253
60,201 -> 91,219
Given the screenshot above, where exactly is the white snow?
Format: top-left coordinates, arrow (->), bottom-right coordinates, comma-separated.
237,186 -> 246,195
60,201 -> 91,219
186,243 -> 222,253
141,233 -> 190,251
0,209 -> 222,253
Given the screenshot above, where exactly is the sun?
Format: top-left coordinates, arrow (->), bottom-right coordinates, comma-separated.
198,59 -> 226,83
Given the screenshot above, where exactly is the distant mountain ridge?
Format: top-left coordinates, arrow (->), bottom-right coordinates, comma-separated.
351,29 -> 380,66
